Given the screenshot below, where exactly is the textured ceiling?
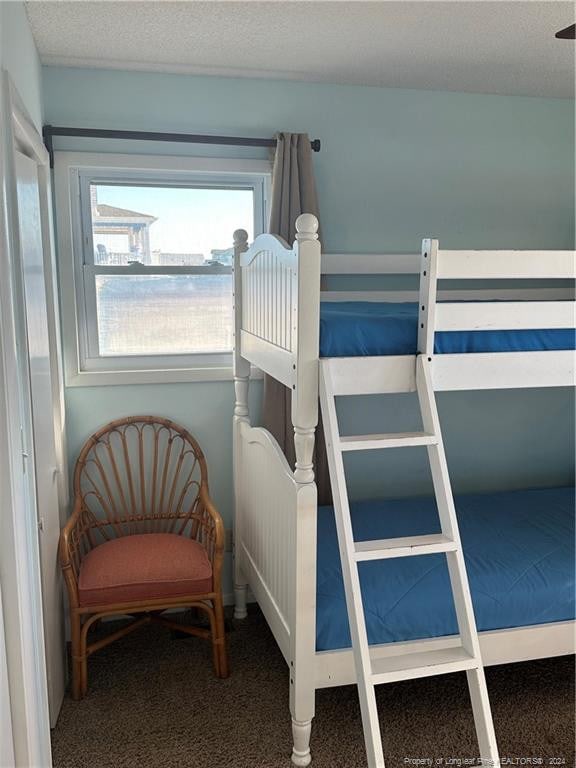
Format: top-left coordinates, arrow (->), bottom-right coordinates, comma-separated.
25,1 -> 575,98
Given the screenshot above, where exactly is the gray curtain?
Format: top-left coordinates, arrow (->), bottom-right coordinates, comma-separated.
263,132 -> 331,505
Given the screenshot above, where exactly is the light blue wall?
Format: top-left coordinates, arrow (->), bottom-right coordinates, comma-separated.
44,67 -> 574,251
43,66 -> 575,592
0,2 -> 43,129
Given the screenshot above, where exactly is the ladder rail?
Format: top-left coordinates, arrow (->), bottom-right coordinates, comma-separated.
319,362 -> 385,768
416,355 -> 480,657
418,356 -> 498,756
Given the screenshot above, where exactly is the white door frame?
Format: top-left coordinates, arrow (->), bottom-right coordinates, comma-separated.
0,69 -> 65,767
0,586 -> 16,768
12,77 -> 69,728
9,77 -> 68,516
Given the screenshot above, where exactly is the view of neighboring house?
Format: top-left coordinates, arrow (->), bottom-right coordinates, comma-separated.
91,186 -> 157,264
91,186 -> 205,266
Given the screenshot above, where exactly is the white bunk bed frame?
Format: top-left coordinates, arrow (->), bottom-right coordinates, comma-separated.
232,214 -> 575,766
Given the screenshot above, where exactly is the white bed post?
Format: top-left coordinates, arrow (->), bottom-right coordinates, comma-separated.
290,214 -> 321,766
233,228 -> 250,620
292,214 -> 321,483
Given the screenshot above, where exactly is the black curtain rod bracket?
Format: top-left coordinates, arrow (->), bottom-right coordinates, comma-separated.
42,125 -> 321,168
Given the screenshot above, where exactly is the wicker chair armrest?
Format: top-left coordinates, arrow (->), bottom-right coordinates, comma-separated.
196,485 -> 225,568
59,498 -> 84,568
59,497 -> 97,608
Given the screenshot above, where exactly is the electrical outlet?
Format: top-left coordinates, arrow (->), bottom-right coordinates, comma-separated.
225,528 -> 233,552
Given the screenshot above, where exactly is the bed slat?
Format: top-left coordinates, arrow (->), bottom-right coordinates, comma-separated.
324,356 -> 417,396
435,301 -> 575,331
437,250 -> 576,280
433,350 -> 575,390
321,253 -> 420,275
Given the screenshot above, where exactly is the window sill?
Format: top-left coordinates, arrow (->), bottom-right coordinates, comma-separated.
65,365 -> 263,387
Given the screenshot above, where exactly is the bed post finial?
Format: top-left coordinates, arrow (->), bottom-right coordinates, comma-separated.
233,228 -> 249,248
295,213 -> 319,242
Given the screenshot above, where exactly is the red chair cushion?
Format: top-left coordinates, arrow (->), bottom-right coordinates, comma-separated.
78,533 -> 213,607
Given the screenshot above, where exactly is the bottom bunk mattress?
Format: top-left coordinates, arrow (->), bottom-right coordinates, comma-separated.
316,486 -> 575,651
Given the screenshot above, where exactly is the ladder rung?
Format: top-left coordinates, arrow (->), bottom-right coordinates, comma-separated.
371,646 -> 478,685
339,431 -> 437,451
354,533 -> 456,561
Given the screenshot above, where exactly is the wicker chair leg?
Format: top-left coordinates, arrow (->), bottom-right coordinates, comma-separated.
214,597 -> 229,679
79,618 -> 90,698
70,612 -> 83,701
203,606 -> 220,677
80,654 -> 88,698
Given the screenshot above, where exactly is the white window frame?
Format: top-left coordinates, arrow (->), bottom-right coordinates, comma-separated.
54,152 -> 272,386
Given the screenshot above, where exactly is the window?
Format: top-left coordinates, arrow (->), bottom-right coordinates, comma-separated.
56,154 -> 270,385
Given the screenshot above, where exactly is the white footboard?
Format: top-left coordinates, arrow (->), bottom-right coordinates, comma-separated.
235,421 -> 317,666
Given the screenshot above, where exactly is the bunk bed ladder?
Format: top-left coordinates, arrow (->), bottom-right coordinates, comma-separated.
319,354 -> 499,768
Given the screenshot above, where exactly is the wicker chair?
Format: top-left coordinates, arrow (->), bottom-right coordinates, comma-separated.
59,416 -> 228,700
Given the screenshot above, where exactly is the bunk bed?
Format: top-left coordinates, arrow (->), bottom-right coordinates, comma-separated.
231,214 -> 575,766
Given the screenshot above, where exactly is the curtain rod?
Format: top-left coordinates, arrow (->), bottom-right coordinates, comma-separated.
42,125 -> 321,167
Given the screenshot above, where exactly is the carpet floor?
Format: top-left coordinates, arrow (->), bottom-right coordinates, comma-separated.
51,610 -> 575,768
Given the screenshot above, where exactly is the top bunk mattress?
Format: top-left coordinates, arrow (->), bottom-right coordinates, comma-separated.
319,301 -> 576,357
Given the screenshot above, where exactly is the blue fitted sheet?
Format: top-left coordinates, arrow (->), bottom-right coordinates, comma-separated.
316,486 -> 575,651
319,301 -> 576,357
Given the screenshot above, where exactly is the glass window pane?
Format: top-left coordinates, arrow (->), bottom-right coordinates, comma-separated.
95,274 -> 233,356
89,183 -> 254,266
87,181 -> 254,359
